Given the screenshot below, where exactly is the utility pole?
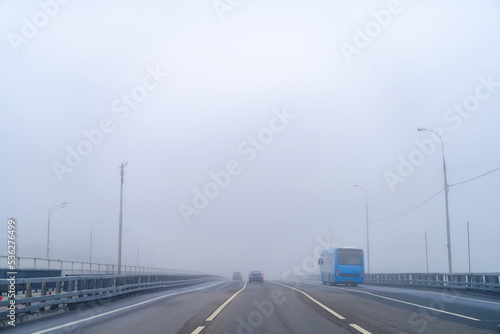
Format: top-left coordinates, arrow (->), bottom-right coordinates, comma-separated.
118,162 -> 128,274
354,185 -> 370,273
467,222 -> 471,273
425,232 -> 429,273
329,225 -> 332,249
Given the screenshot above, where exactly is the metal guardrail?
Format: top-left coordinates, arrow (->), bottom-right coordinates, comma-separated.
0,255 -> 200,276
285,272 -> 500,294
0,273 -> 223,321
365,273 -> 500,293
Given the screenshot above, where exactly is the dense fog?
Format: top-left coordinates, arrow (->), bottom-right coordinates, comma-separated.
1,0 -> 500,279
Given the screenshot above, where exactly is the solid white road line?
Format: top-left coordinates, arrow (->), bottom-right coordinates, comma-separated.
335,286 -> 481,321
206,280 -> 247,321
271,281 -> 345,320
415,290 -> 500,306
303,280 -> 500,307
191,326 -> 205,334
32,281 -> 225,334
350,323 -> 372,334
312,283 -> 481,322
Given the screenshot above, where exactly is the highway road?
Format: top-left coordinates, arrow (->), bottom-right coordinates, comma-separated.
7,279 -> 500,333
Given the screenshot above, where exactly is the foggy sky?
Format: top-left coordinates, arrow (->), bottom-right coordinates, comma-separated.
1,0 -> 500,279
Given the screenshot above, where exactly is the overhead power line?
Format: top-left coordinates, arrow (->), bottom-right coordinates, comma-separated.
371,165 -> 500,222
449,166 -> 500,187
371,189 -> 444,222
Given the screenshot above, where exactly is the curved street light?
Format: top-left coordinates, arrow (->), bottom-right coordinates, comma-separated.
353,185 -> 370,273
46,202 -> 68,258
417,127 -> 452,273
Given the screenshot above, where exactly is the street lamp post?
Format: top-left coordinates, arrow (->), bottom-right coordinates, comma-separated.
90,218 -> 105,263
46,202 -> 68,259
118,162 -> 128,274
417,127 -> 452,273
353,185 -> 370,273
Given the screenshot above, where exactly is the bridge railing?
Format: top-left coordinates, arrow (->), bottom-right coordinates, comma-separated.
0,255 -> 198,276
0,273 -> 223,322
284,272 -> 500,294
365,272 -> 500,292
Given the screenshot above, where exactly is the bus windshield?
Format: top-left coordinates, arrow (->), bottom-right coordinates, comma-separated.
338,249 -> 363,266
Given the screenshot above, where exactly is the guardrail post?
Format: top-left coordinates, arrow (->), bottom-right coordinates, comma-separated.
49,281 -> 62,310
26,283 -> 32,306
78,279 -> 84,297
39,282 -> 47,311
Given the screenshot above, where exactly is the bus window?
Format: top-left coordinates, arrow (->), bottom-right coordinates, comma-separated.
338,250 -> 363,266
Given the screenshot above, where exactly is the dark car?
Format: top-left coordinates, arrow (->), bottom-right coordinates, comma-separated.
249,270 -> 264,283
233,272 -> 242,280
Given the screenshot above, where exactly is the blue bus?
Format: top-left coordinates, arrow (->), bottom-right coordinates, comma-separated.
318,248 -> 364,286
